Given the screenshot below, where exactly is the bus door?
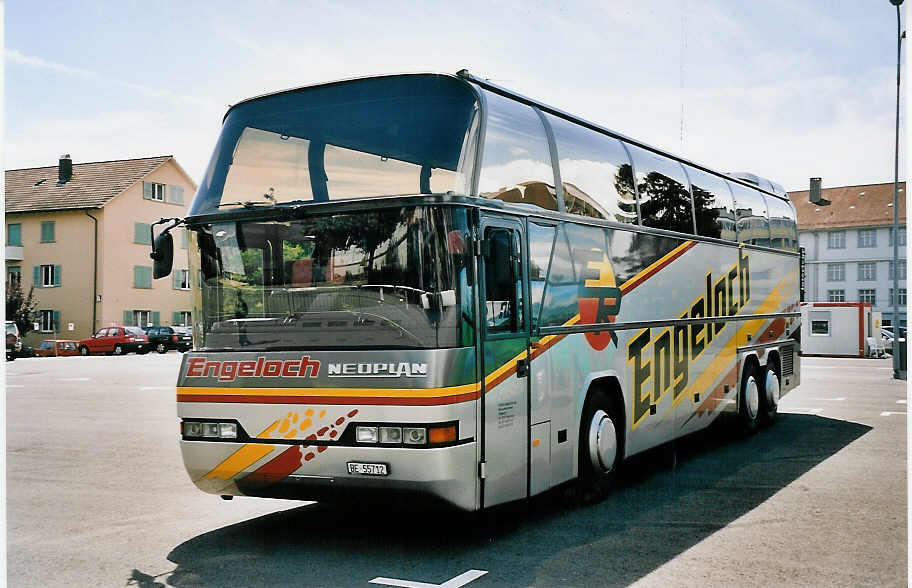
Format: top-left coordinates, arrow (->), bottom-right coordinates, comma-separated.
479,215 -> 530,507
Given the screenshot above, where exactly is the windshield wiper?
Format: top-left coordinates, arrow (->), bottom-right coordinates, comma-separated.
217,200 -> 275,209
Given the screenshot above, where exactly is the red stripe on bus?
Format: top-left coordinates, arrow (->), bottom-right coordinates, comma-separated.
177,392 -> 480,406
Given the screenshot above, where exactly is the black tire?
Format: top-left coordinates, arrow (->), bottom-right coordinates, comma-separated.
79,346 -> 90,356
739,361 -> 761,433
758,358 -> 780,427
576,386 -> 622,503
113,344 -> 124,356
155,342 -> 167,354
7,354 -> 14,362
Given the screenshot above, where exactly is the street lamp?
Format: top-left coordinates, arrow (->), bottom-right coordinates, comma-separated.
889,0 -> 904,379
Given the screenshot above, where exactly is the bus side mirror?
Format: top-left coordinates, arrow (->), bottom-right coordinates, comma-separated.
151,231 -> 174,279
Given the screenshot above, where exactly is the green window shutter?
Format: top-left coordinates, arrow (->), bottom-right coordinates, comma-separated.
40,221 -> 55,242
151,311 -> 161,326
53,265 -> 61,286
133,266 -> 152,288
181,228 -> 188,249
168,185 -> 184,204
7,224 -> 21,246
173,311 -> 182,324
123,310 -> 133,326
143,181 -> 153,200
172,271 -> 181,289
33,266 -> 40,287
52,311 -> 60,332
134,222 -> 152,245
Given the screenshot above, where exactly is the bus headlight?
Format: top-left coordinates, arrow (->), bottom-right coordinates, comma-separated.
219,423 -> 238,439
202,423 -> 220,438
182,420 -> 242,440
403,427 -> 427,445
356,426 -> 379,443
183,422 -> 203,437
379,426 -> 402,444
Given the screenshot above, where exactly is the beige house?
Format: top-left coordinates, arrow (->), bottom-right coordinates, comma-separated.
5,155 -> 197,346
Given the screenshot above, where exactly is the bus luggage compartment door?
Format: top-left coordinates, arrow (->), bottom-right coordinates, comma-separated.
479,218 -> 530,508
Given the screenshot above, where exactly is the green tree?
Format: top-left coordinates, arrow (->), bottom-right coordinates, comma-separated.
6,278 -> 38,336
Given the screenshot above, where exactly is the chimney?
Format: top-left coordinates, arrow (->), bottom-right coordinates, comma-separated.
809,177 -> 830,206
58,154 -> 72,185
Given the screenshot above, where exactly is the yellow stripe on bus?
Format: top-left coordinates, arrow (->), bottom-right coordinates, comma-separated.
201,444 -> 274,480
179,381 -> 481,399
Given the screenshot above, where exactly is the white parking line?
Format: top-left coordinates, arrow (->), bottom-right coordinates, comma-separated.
58,377 -> 90,382
370,570 -> 488,588
896,400 -> 907,404
881,411 -> 907,416
139,386 -> 172,391
809,397 -> 846,402
6,384 -> 24,388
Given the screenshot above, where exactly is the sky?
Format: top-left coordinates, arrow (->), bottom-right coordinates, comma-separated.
3,0 -> 907,193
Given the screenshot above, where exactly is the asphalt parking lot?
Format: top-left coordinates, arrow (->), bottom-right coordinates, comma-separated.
5,353 -> 907,587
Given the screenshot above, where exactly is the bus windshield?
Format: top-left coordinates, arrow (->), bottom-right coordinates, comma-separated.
190,206 -> 473,350
191,75 -> 480,215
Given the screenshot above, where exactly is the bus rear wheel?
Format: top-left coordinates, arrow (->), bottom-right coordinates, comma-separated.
739,362 -> 761,433
576,387 -> 621,503
759,359 -> 780,426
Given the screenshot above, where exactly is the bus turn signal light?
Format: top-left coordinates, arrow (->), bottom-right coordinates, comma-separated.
428,425 -> 457,444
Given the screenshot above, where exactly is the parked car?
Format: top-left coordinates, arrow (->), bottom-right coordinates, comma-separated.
143,325 -> 193,354
35,339 -> 80,357
77,326 -> 149,356
6,321 -> 22,361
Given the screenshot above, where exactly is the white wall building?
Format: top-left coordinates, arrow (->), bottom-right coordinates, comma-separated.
789,182 -> 907,331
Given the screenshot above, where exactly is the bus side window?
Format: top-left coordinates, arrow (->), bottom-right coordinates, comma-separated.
477,91 -> 559,212
540,225 -> 578,328
484,227 -> 523,333
528,222 -> 556,330
766,195 -> 798,252
684,165 -> 737,241
625,143 -> 694,235
545,113 -> 637,224
730,182 -> 771,247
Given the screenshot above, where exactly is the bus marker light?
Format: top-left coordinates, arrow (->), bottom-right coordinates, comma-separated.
219,423 -> 238,439
183,422 -> 202,437
379,426 -> 402,444
203,423 -> 220,438
428,425 -> 457,444
403,427 -> 426,445
356,426 -> 379,443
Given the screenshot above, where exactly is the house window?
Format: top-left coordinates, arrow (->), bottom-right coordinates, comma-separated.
134,222 -> 152,245
827,263 -> 845,282
7,223 -> 21,246
891,288 -> 907,306
857,228 -> 877,248
38,309 -> 59,332
7,266 -> 21,286
857,261 -> 877,281
858,289 -> 876,305
174,269 -> 190,290
889,227 -> 906,246
827,289 -> 845,302
144,182 -> 166,201
889,261 -> 907,280
38,264 -> 60,287
133,266 -> 153,289
174,311 -> 192,326
133,310 -> 152,328
40,221 -> 56,243
827,231 -> 846,249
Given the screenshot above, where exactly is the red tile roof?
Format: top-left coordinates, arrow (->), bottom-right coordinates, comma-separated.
788,181 -> 906,230
5,155 -> 174,213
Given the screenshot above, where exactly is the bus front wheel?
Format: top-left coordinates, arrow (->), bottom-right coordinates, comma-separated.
576,387 -> 621,503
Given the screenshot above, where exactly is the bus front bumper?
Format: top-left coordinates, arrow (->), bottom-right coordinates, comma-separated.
180,440 -> 479,511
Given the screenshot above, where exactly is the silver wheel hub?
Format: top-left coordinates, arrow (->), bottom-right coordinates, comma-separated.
745,376 -> 759,419
765,370 -> 780,407
588,409 -> 617,473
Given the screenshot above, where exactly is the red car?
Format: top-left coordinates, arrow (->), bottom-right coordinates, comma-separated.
35,339 -> 80,357
78,326 -> 149,356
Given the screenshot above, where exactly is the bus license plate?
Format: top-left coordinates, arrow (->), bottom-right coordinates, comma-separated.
347,462 -> 388,476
